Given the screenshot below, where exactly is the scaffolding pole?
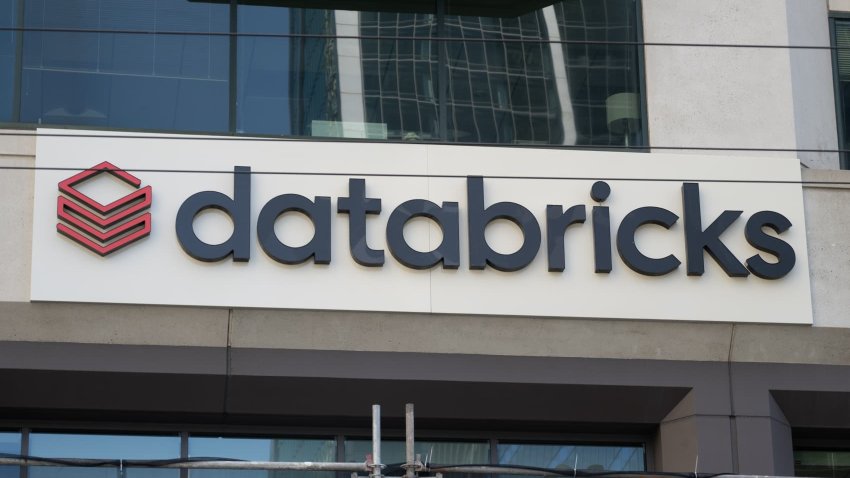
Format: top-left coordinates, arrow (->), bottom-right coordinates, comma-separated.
404,403 -> 417,478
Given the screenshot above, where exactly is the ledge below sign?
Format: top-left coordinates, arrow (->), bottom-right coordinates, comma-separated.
31,129 -> 813,324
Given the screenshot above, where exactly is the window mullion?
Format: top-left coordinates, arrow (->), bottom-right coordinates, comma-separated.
229,0 -> 238,134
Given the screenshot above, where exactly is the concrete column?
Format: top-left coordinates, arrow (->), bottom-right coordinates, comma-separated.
733,395 -> 794,475
785,0 -> 839,169
655,391 -> 735,473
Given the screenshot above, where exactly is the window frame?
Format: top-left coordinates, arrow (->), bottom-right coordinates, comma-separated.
1,425 -> 651,477
830,13 -> 850,169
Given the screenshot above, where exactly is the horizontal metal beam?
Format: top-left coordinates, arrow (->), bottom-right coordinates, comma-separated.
0,459 -> 370,472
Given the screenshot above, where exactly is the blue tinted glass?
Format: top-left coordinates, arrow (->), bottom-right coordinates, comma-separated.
0,0 -> 15,121
237,6 -> 352,138
497,443 -> 644,472
344,439 -> 488,464
29,433 -> 180,478
190,437 -> 336,478
21,0 -> 229,132
0,432 -> 21,478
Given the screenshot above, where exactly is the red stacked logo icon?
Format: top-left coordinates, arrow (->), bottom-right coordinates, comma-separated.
57,162 -> 152,256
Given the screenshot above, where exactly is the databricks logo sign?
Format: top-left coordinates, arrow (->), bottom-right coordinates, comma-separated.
56,162 -> 152,256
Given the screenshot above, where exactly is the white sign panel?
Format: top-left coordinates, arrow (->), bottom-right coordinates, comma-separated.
31,129 -> 813,323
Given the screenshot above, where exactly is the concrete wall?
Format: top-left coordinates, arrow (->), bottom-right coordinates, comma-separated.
643,0 -> 840,168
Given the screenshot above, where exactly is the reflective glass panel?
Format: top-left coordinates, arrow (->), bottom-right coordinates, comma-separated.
12,0 -> 644,148
835,20 -> 850,168
443,0 -> 643,147
795,450 -> 850,478
497,443 -> 644,472
21,0 -> 229,132
345,439 -> 488,465
0,432 -> 21,478
0,0 -> 15,121
190,436 -> 336,478
358,12 -> 439,141
29,433 -> 180,478
237,5 -> 340,137
237,4 -> 437,141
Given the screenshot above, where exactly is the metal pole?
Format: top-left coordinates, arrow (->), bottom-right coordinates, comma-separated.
405,403 -> 415,478
0,459 -> 790,478
371,404 -> 382,478
0,459 -> 370,472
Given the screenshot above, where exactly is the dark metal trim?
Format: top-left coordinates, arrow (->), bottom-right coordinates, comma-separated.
830,16 -> 848,169
19,428 -> 28,478
11,0 -> 23,122
229,0 -> 238,134
634,0 -> 649,151
436,0 -> 448,141
179,431 -> 189,478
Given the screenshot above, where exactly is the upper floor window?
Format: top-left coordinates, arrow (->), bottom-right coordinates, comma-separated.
833,17 -> 850,168
20,0 -> 229,133
0,0 -> 16,122
3,0 -> 646,149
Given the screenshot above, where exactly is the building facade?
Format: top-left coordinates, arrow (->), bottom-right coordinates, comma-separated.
2,0 -> 850,477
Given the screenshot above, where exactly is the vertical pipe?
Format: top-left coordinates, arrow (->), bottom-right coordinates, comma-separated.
371,404 -> 382,478
405,403 -> 415,478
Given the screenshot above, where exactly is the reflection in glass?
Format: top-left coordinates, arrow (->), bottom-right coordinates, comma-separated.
443,12 -> 562,145
0,0 -> 15,121
795,450 -> 850,478
359,12 -> 439,141
345,439 -> 488,464
354,0 -> 642,146
497,443 -> 644,472
237,5 -> 342,137
0,432 -> 21,478
21,0 -> 229,132
29,433 -> 180,478
190,436 -> 336,478
11,0 -> 644,148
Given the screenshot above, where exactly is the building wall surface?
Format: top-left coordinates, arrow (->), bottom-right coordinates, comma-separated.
2,0 -> 850,476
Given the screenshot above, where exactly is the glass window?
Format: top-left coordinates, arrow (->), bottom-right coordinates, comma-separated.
0,432 -> 21,478
189,436 -> 336,478
795,450 -> 850,478
441,0 -> 643,147
0,0 -> 16,121
497,443 -> 645,472
834,19 -> 850,168
237,5 -> 341,137
9,0 -> 645,148
20,0 -> 229,133
345,439 -> 489,464
359,11 -> 439,141
29,433 -> 180,478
